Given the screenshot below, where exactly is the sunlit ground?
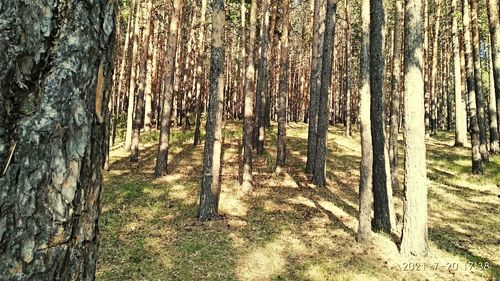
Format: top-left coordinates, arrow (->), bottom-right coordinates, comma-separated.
96,122 -> 499,281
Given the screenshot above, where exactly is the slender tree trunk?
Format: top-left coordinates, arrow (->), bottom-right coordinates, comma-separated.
306,0 -> 326,174
276,0 -> 290,175
486,0 -> 500,137
125,1 -> 142,151
488,40 -> 500,153
198,0 -> 226,221
389,0 -> 404,192
370,0 -> 392,234
312,0 -> 337,187
400,0 -> 429,257
0,0 -> 114,278
463,0 -> 483,174
423,0 -> 430,134
470,0 -> 488,161
194,0 -> 208,145
242,0 -> 257,192
453,0 -> 468,147
131,0 -> 153,162
357,0 -> 373,243
429,0 -> 441,135
344,0 -> 352,136
154,0 -> 184,177
255,0 -> 270,155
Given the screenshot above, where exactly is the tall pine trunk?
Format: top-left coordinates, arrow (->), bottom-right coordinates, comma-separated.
370,0 -> 392,234
199,0 -> 226,221
276,0 -> 290,175
487,0 -> 500,153
400,0 -> 429,257
463,0 -> 483,174
389,0 -> 404,192
357,0 -> 373,243
154,0 -> 184,177
0,0 -> 115,278
470,0 -> 489,161
306,0 -> 326,174
242,0 -> 257,192
194,0 -> 208,146
312,0 -> 337,187
452,0 -> 468,147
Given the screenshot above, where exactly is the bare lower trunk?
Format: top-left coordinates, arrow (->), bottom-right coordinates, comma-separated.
357,0 -> 373,243
470,0 -> 488,162
463,0 -> 483,174
306,0 -> 326,174
154,0 -> 184,177
198,0 -> 226,221
242,0 -> 257,192
0,0 -> 115,278
370,0 -> 392,234
276,0 -> 289,175
312,0 -> 337,187
400,0 -> 429,257
452,0 -> 467,147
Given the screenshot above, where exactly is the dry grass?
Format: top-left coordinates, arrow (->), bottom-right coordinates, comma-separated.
96,122 -> 499,281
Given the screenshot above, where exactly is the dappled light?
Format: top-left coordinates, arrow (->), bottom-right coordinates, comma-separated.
96,124 -> 499,280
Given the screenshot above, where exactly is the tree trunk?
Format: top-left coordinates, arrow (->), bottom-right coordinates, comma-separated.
452,0 -> 468,147
312,0 -> 337,187
242,0 -> 257,192
370,0 -> 392,234
389,0 -> 404,192
154,0 -> 184,177
357,0 -> 373,243
276,0 -> 290,175
400,0 -> 429,257
0,0 -> 115,279
306,0 -> 326,174
254,0 -> 270,155
125,1 -> 142,151
463,0 -> 483,174
344,0 -> 352,136
488,39 -> 500,153
194,0 -> 208,146
470,0 -> 489,162
429,0 -> 441,135
131,0 -> 153,162
487,0 -> 500,153
198,0 -> 226,221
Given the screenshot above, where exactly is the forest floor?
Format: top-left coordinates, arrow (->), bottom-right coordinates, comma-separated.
96,122 -> 499,281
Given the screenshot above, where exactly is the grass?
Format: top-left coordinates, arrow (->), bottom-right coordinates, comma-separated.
96,122 -> 499,281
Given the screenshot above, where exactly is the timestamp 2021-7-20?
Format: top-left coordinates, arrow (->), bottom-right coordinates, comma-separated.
398,261 -> 490,272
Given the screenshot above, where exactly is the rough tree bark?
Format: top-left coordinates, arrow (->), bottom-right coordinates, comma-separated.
452,0 -> 468,147
487,0 -> 500,153
130,0 -> 153,162
489,39 -> 499,153
254,0 -> 270,155
306,0 -> 326,174
0,0 -> 115,279
389,0 -> 404,192
242,0 -> 257,192
154,0 -> 184,177
344,0 -> 352,136
463,0 -> 483,174
312,0 -> 337,187
370,0 -> 392,234
125,1 -> 142,151
193,0 -> 208,146
357,0 -> 373,243
429,0 -> 441,134
198,0 -> 226,221
400,0 -> 429,257
276,0 -> 290,175
470,0 -> 488,161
